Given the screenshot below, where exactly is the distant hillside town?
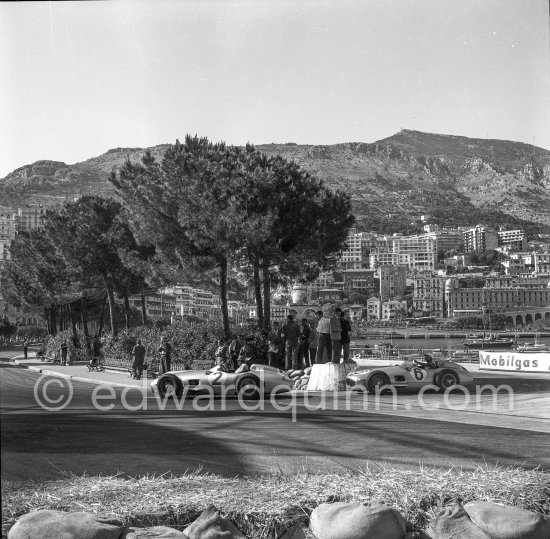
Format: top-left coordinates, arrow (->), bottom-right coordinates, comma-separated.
1,203 -> 549,331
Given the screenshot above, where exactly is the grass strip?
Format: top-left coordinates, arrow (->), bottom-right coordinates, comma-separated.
2,464 -> 549,538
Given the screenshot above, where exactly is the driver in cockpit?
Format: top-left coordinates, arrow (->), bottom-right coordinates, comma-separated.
414,354 -> 439,369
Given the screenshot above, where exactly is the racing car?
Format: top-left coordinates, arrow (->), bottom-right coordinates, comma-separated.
151,364 -> 293,399
346,358 -> 474,393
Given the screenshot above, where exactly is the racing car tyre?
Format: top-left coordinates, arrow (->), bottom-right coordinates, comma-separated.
157,374 -> 183,399
435,370 -> 460,391
236,375 -> 261,400
367,372 -> 391,394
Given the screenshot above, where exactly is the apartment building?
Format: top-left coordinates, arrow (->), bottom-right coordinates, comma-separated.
498,229 -> 527,251
0,207 -> 16,240
412,275 -> 445,317
0,239 -> 11,272
128,292 -> 176,318
14,204 -> 46,233
444,278 -> 550,317
426,229 -> 463,253
378,265 -> 406,299
534,253 -> 550,274
341,269 -> 376,293
366,297 -> 407,320
462,225 -> 498,252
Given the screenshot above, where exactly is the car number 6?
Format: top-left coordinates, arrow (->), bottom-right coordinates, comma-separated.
412,368 -> 425,381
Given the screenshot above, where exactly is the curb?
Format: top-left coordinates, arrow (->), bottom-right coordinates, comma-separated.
10,358 -> 147,390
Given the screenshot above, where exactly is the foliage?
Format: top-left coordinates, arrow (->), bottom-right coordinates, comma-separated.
15,326 -> 48,341
100,319 -> 234,370
348,292 -> 370,305
111,137 -> 254,338
453,314 -> 509,330
44,196 -> 149,336
111,137 -> 354,336
45,330 -> 94,363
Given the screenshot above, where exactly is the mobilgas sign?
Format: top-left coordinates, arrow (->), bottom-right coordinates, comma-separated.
479,351 -> 550,373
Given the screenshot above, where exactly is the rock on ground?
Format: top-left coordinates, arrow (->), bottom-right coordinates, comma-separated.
7,510 -> 124,539
183,505 -> 245,539
309,500 -> 406,539
464,501 -> 550,539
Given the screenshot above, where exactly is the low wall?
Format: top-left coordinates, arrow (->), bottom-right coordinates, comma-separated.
479,351 -> 550,373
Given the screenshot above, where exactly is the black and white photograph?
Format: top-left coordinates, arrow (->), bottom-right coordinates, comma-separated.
1,1 -> 549,537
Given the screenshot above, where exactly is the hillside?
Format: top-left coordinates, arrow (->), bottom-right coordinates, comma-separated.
2,130 -> 550,232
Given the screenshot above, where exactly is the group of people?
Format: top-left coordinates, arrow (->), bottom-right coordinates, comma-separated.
130,308 -> 353,378
130,336 -> 173,379
270,307 -> 352,371
214,334 -> 256,373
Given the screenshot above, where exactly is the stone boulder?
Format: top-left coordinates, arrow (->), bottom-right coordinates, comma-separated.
8,510 -> 124,539
464,501 -> 550,539
183,505 -> 245,539
309,500 -> 406,539
426,504 -> 491,538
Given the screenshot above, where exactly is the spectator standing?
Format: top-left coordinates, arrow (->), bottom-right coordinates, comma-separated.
340,311 -> 352,363
267,321 -> 283,368
158,337 -> 172,374
316,309 -> 332,364
23,339 -> 29,359
236,335 -> 256,372
215,338 -> 229,366
299,318 -> 311,368
308,317 -> 320,364
281,314 -> 300,370
92,335 -> 102,365
60,340 -> 68,366
228,334 -> 244,370
330,307 -> 342,363
132,339 -> 146,379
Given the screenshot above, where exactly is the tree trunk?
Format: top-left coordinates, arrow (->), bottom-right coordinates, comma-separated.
51,308 -> 57,336
123,292 -> 131,330
253,259 -> 264,329
140,289 -> 147,325
262,261 -> 271,332
45,307 -> 52,335
106,287 -> 118,337
81,295 -> 91,353
69,302 -> 79,347
97,295 -> 107,338
219,257 -> 231,339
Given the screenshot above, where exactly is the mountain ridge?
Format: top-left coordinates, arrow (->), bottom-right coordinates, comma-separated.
2,130 -> 550,231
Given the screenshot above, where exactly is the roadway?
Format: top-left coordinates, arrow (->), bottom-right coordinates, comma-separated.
1,358 -> 549,481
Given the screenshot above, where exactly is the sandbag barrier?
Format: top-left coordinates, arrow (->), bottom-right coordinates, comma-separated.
8,500 -> 550,538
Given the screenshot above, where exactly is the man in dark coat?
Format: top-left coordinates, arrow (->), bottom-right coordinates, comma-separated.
132,339 -> 146,379
281,314 -> 300,370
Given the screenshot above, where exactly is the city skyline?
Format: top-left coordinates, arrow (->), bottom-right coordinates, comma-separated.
1,0 -> 549,178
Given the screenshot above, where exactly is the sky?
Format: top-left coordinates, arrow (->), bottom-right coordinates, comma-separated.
1,0 -> 549,178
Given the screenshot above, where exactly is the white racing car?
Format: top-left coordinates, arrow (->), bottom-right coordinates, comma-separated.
346,358 -> 474,393
151,364 -> 293,399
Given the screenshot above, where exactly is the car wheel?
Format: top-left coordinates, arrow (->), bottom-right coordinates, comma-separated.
367,372 -> 390,394
436,370 -> 460,391
157,374 -> 183,399
237,375 -> 261,400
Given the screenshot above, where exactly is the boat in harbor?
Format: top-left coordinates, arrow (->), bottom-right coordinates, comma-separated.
464,335 -> 516,349
515,338 -> 549,352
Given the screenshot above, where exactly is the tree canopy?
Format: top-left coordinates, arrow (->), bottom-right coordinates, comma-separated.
111,136 -> 354,335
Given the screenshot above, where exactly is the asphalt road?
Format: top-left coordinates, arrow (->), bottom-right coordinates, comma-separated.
2,358 -> 550,481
